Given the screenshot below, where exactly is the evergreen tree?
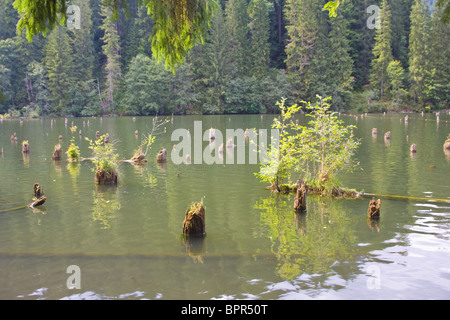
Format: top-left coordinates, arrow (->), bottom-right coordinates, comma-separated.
190,4 -> 233,114
70,0 -> 95,83
42,25 -> 75,115
248,0 -> 272,77
409,0 -> 429,104
423,6 -> 450,107
225,0 -> 252,76
370,0 -> 393,98
284,0 -> 321,101
100,2 -> 122,114
0,0 -> 18,40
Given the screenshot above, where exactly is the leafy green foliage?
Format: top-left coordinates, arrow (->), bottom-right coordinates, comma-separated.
256,96 -> 360,194
66,126 -> 81,162
86,134 -> 119,178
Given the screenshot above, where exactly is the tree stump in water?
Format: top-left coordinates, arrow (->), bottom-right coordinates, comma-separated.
28,196 -> 46,208
52,144 -> 62,160
22,141 -> 30,153
130,154 -> 147,164
34,183 -> 42,198
182,203 -> 206,236
156,149 -> 167,163
368,199 -> 381,219
95,170 -> 118,185
294,180 -> 307,212
444,139 -> 450,151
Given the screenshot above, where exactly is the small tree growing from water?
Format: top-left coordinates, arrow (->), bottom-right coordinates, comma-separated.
86,133 -> 119,184
66,125 -> 80,162
257,95 -> 360,196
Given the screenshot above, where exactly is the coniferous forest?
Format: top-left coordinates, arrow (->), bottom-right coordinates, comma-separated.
0,0 -> 448,117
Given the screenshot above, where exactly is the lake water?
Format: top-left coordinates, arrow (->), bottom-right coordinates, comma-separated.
0,112 -> 449,300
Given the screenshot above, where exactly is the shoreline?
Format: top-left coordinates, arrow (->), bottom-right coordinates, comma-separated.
1,108 -> 449,121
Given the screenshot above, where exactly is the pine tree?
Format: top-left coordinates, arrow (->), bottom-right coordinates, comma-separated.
70,0 -> 95,83
190,4 -> 233,114
248,0 -> 272,77
409,0 -> 429,104
423,6 -> 450,107
0,0 -> 18,40
100,2 -> 122,114
370,0 -> 393,98
225,0 -> 252,76
42,25 -> 75,115
284,0 -> 321,100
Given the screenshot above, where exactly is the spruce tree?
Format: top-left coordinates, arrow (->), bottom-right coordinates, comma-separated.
284,0 -> 321,100
409,0 -> 429,104
225,0 -> 252,76
190,4 -> 233,114
370,0 -> 393,98
42,25 -> 75,115
100,2 -> 122,114
424,6 -> 450,107
248,0 -> 272,77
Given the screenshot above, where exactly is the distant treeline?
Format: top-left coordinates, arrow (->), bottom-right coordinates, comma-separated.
0,0 -> 448,117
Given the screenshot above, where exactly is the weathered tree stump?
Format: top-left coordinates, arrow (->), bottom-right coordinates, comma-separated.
129,154 -> 147,164
182,203 -> 206,236
34,183 -> 42,198
52,144 -> 62,160
95,170 -> 118,185
368,199 -> 381,219
28,195 -> 46,208
156,149 -> 167,163
22,141 -> 30,153
444,139 -> 450,151
294,179 -> 307,212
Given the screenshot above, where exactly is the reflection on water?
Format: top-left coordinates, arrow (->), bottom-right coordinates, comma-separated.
91,185 -> 121,229
255,195 -> 357,280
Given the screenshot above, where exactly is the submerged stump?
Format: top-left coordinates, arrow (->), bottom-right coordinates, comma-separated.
129,154 -> 147,164
22,141 -> 30,153
368,199 -> 381,219
156,149 -> 167,163
28,196 -> 46,208
33,183 -> 42,198
182,203 -> 206,236
444,139 -> 450,151
95,169 -> 118,185
294,180 -> 307,212
52,144 -> 62,160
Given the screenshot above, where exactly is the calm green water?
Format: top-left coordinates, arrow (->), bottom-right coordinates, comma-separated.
0,112 -> 449,300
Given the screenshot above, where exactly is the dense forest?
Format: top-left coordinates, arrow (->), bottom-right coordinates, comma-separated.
0,0 -> 448,117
